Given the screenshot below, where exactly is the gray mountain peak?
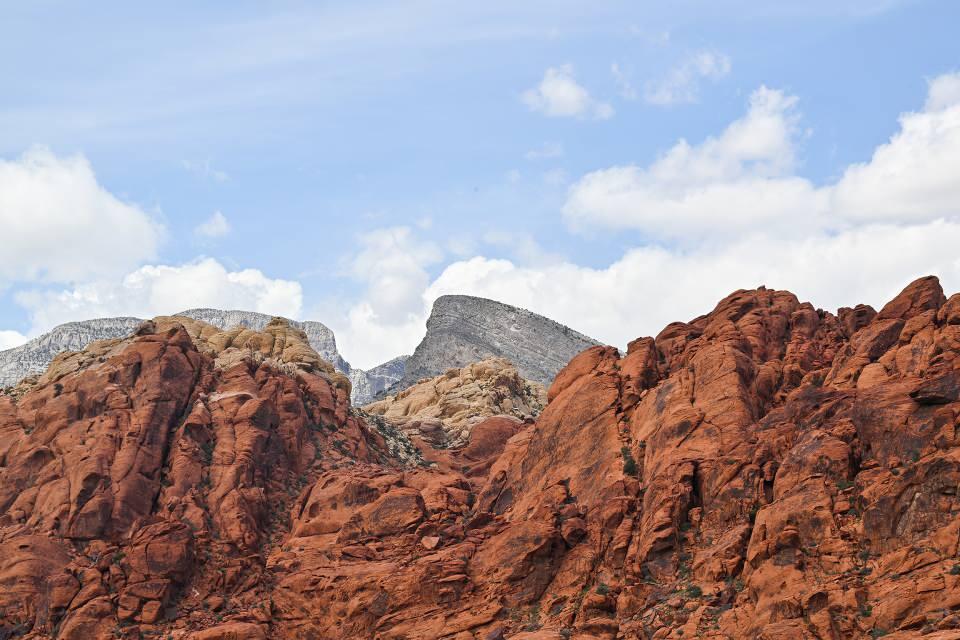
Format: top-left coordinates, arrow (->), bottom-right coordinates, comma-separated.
391,294 -> 600,393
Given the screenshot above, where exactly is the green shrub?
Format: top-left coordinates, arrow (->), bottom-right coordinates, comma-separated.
621,446 -> 639,477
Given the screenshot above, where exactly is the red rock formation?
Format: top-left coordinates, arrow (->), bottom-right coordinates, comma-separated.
5,277 -> 960,639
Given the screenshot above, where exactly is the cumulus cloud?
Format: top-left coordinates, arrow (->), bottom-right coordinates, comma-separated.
331,226 -> 442,369
564,86 -> 815,238
565,73 -> 960,238
830,77 -> 960,222
16,258 -> 302,334
425,220 -> 960,350
194,210 -> 231,238
645,51 -> 732,106
0,330 -> 28,351
331,72 -> 960,364
0,147 -> 163,285
522,65 -> 614,120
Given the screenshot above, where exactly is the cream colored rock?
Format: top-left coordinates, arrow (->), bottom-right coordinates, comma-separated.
363,357 -> 545,447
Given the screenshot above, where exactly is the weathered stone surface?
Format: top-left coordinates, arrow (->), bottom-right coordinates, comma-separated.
0,307 -> 404,405
6,276 -> 960,639
364,357 -> 546,447
394,294 -> 600,392
350,355 -> 409,405
0,317 -> 400,639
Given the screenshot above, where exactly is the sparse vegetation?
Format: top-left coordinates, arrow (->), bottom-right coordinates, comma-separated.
684,584 -> 703,599
621,446 -> 639,477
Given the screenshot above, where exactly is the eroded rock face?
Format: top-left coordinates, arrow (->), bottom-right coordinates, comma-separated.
363,357 -> 546,448
0,318 -> 400,639
7,277 -> 960,640
394,295 -> 600,393
464,277 -> 960,639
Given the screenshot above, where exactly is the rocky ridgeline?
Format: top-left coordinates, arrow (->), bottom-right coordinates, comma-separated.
4,278 -> 960,639
393,295 -> 600,393
0,316 -> 143,388
0,309 -> 404,404
176,308 -> 350,373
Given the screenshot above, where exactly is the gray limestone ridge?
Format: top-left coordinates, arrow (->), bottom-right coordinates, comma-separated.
349,356 -> 408,406
392,295 -> 601,393
0,317 -> 144,388
0,309 -> 405,404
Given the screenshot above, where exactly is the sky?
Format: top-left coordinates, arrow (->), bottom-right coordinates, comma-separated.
1,1 -> 959,369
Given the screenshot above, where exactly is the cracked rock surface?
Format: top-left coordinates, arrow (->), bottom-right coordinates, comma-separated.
4,277 -> 960,639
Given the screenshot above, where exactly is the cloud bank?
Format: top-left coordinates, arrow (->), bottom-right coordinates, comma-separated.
338,72 -> 960,365
0,148 -> 163,285
17,258 -> 303,334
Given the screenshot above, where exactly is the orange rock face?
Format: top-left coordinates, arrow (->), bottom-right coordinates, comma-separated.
5,277 -> 960,639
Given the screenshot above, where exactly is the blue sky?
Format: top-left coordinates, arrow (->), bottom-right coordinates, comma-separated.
1,1 -> 959,368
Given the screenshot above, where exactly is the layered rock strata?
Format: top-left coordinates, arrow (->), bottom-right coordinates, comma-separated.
394,295 -> 600,392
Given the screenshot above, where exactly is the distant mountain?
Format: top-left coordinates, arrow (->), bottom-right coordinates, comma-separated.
0,309 -> 404,404
392,294 -> 601,392
0,316 -> 143,388
349,355 -> 408,405
0,297 -> 597,405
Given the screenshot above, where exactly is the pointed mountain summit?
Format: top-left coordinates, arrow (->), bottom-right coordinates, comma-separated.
393,294 -> 601,392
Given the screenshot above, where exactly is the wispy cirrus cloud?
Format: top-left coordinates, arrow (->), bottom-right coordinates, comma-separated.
644,51 -> 732,106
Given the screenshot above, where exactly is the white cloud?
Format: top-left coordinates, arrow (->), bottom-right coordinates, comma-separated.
525,142 -> 564,161
830,76 -> 960,222
0,147 -> 163,285
16,258 -> 302,334
522,65 -> 614,120
328,72 -> 960,367
925,72 -> 960,111
0,330 -> 28,351
482,231 -> 561,266
644,51 -> 732,106
425,220 -> 960,351
564,86 -> 814,239
565,73 -> 960,239
331,226 -> 442,369
194,210 -> 231,238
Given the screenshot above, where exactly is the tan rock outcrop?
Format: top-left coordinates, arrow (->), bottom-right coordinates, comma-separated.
363,357 -> 545,447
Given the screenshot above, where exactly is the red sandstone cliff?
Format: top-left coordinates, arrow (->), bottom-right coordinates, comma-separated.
3,277 -> 960,639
